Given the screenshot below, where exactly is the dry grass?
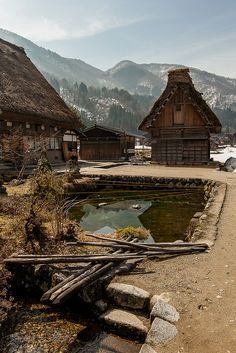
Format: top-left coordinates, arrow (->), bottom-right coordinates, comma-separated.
5,180 -> 31,197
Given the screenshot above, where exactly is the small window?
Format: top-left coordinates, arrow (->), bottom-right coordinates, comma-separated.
26,123 -> 30,129
6,121 -> 12,127
41,125 -> 45,131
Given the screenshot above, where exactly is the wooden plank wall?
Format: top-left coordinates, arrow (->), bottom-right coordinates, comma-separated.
80,140 -> 122,160
152,139 -> 209,165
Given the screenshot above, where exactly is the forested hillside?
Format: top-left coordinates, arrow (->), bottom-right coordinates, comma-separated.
45,74 -> 155,133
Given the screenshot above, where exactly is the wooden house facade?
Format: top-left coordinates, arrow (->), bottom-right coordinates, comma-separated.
0,38 -> 80,167
139,68 -> 222,165
79,125 -> 138,161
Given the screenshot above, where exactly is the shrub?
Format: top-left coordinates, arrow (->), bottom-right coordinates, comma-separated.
116,226 -> 150,240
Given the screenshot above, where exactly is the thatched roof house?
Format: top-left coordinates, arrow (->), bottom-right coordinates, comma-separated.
139,68 -> 222,165
0,38 -> 82,168
0,38 -> 78,128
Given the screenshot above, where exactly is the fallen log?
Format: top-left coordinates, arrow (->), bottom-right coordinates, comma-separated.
52,261 -> 118,305
85,233 -> 208,252
46,248 -> 124,303
86,233 -> 158,251
4,254 -> 147,265
42,238 -> 139,304
67,240 -> 208,252
51,245 -> 137,305
40,263 -> 93,303
50,263 -> 103,303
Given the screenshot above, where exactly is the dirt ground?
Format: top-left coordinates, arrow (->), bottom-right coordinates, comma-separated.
81,164 -> 236,353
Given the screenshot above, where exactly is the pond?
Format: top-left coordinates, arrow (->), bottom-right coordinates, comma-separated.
71,188 -> 205,242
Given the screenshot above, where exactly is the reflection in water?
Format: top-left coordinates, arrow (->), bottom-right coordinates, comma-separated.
72,189 -> 205,242
80,200 -> 151,233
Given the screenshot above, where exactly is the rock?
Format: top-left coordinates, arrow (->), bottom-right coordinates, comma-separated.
107,283 -> 150,310
146,318 -> 178,347
224,157 -> 236,172
139,343 -> 157,353
150,299 -> 180,323
132,204 -> 142,209
51,272 -> 66,287
150,293 -> 171,310
100,309 -> 148,341
97,202 -> 107,208
193,212 -> 202,219
94,299 -> 108,314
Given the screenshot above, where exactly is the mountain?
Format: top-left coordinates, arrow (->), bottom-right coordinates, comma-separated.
0,28 -> 112,87
107,60 -> 236,110
0,28 -> 236,132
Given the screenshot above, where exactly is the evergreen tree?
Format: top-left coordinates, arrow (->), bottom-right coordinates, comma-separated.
79,82 -> 88,96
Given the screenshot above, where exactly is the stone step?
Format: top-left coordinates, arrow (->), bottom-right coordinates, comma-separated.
100,309 -> 148,341
145,317 -> 177,348
106,282 -> 150,310
150,298 -> 180,323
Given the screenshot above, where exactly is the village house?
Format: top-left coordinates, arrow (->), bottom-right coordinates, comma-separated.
0,38 -> 80,169
139,68 -> 222,165
79,124 -> 141,161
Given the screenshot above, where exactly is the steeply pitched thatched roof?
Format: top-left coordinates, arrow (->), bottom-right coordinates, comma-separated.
139,68 -> 222,133
0,38 -> 79,128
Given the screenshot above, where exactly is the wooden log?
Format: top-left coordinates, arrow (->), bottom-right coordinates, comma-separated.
40,263 -> 93,302
142,242 -> 208,248
86,233 -> 156,251
4,254 -> 146,265
66,241 -> 132,249
86,233 -> 207,248
48,248 -> 125,302
52,256 -> 140,305
49,263 -> 103,302
47,239 -> 139,305
86,233 -> 208,251
66,240 -> 208,252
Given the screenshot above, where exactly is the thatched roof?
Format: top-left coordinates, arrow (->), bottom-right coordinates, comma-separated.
0,38 -> 79,128
139,68 -> 222,133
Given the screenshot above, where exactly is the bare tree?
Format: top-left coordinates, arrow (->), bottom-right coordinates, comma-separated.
2,126 -> 59,179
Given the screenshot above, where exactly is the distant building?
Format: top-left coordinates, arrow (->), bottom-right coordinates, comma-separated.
0,38 -> 81,167
79,124 -> 141,161
139,68 -> 222,165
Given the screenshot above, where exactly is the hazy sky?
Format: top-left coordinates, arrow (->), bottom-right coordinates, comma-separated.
1,0 -> 236,77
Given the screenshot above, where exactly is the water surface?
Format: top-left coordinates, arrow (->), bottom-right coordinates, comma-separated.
71,188 -> 205,242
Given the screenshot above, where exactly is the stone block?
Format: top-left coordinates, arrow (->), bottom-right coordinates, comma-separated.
100,309 -> 148,341
150,299 -> 179,323
146,317 -> 177,347
107,282 -> 150,310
